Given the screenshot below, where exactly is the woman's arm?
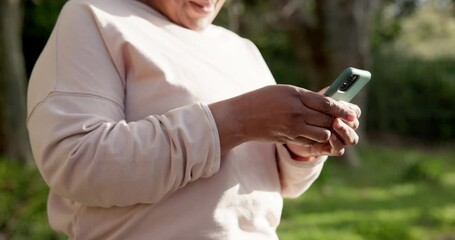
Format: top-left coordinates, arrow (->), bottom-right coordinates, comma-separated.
209,85 -> 361,198
208,84 -> 358,155
27,1 -> 221,208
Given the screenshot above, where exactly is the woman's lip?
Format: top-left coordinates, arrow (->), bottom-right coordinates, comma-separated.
189,1 -> 215,14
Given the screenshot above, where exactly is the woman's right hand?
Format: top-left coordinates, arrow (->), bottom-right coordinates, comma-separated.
208,84 -> 358,154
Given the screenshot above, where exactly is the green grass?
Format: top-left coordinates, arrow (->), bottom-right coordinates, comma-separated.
0,158 -> 65,240
278,144 -> 455,240
1,144 -> 454,239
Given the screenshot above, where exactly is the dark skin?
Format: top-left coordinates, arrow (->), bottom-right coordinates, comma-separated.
139,0 -> 361,162
209,85 -> 361,161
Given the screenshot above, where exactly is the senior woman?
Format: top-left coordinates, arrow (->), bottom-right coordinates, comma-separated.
27,0 -> 361,239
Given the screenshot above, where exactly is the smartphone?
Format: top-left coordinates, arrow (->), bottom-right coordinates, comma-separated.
323,67 -> 371,102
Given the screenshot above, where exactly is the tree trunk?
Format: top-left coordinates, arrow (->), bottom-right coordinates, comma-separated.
0,0 -> 33,163
273,0 -> 380,166
226,1 -> 242,32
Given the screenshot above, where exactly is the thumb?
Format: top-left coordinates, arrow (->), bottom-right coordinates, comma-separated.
299,89 -> 357,122
318,86 -> 330,94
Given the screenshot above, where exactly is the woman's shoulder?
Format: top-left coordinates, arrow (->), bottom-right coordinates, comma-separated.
60,0 -> 139,16
63,0 -> 124,6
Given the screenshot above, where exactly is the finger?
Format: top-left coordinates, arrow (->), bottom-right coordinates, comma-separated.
302,108 -> 334,128
318,86 -> 330,94
328,134 -> 345,156
339,117 -> 359,130
309,142 -> 333,156
333,118 -> 359,146
291,136 -> 318,146
339,101 -> 361,118
300,125 -> 331,143
290,141 -> 333,157
299,90 -> 356,122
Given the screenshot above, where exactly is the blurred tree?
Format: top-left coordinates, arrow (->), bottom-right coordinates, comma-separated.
270,1 -> 376,88
271,0 -> 382,166
220,0 -> 383,166
368,0 -> 455,141
23,0 -> 66,77
0,0 -> 32,163
0,0 -> 65,164
371,0 -> 420,53
381,0 -> 455,58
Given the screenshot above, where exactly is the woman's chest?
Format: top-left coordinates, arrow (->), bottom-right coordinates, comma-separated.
118,30 -> 273,120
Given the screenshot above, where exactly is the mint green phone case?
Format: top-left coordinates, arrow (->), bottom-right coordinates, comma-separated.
323,67 -> 371,102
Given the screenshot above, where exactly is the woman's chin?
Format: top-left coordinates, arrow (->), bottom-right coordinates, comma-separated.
183,19 -> 213,31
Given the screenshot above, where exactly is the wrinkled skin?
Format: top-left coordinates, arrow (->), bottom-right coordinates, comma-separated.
209,85 -> 361,160
138,0 -> 361,161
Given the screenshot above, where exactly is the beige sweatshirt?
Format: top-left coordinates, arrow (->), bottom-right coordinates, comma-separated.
27,0 -> 326,239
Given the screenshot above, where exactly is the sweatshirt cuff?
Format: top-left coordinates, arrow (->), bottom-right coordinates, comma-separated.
199,103 -> 222,174
152,102 -> 222,179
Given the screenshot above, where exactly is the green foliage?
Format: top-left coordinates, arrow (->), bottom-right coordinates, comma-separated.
353,220 -> 413,240
1,146 -> 454,239
384,1 -> 455,59
367,56 -> 455,140
250,31 -> 308,87
371,0 -> 421,51
0,159 -> 65,239
220,0 -> 455,141
402,157 -> 444,183
278,145 -> 455,240
367,0 -> 455,140
23,0 -> 67,77
24,0 -> 67,36
215,2 -> 308,87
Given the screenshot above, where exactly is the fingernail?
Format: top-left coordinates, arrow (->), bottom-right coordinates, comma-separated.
347,111 -> 356,121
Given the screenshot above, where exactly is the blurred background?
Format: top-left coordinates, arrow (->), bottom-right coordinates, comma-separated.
0,0 -> 454,239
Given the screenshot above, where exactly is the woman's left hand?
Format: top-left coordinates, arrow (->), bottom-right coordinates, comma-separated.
285,100 -> 361,161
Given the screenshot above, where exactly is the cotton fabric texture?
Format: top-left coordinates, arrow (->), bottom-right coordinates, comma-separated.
27,0 -> 326,239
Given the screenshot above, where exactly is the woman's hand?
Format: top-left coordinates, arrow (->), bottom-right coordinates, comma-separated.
285,115 -> 360,161
208,84 -> 359,155
285,92 -> 361,161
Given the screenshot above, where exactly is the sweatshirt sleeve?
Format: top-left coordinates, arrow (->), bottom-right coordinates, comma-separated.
27,1 -> 220,208
275,144 -> 326,198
